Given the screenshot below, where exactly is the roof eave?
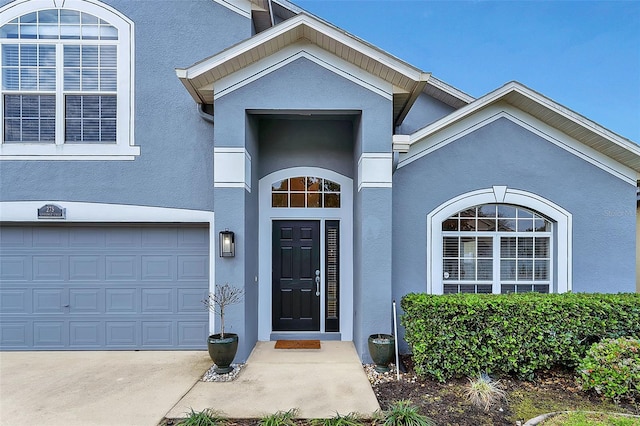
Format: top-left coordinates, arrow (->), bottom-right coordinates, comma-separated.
404,81 -> 640,174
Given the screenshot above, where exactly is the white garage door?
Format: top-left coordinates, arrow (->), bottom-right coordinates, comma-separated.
0,225 -> 209,350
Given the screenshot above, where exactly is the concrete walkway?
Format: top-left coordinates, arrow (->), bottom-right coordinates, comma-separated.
0,342 -> 379,425
166,341 -> 380,419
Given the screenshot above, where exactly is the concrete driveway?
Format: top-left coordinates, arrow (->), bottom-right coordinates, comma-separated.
0,351 -> 211,426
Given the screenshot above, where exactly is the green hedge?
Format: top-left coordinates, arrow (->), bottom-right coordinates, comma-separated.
401,292 -> 640,382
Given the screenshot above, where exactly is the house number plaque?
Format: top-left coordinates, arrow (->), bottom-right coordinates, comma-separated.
37,204 -> 66,219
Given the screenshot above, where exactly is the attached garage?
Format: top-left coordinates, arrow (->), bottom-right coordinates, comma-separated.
0,224 -> 210,350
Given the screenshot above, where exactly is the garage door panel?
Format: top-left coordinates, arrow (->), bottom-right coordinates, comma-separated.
141,256 -> 174,280
0,322 -> 29,346
179,228 -> 209,247
0,289 -> 29,312
142,321 -> 173,346
0,225 -> 209,350
178,321 -> 208,345
178,288 -> 208,312
69,256 -> 102,281
141,228 -> 176,248
105,289 -> 137,312
105,256 -> 138,280
33,228 -> 67,247
142,289 -> 173,312
70,289 -> 102,312
105,228 -> 140,247
70,321 -> 101,346
106,321 -> 138,346
0,256 -> 29,281
33,256 -> 66,281
34,320 -> 66,346
33,289 -> 65,313
0,226 -> 31,247
178,255 -> 208,280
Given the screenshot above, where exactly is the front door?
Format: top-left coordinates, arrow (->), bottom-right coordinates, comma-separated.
272,220 -> 320,331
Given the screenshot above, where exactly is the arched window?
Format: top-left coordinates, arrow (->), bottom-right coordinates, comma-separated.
0,0 -> 137,159
442,204 -> 552,294
271,176 -> 340,208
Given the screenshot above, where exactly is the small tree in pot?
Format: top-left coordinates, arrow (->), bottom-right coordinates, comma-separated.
203,283 -> 244,374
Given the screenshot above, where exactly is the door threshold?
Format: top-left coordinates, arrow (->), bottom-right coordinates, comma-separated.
270,332 -> 342,341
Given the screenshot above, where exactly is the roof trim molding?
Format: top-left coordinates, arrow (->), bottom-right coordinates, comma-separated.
423,76 -> 475,109
212,43 -> 393,102
176,13 -> 429,124
397,104 -> 637,185
398,82 -> 640,179
213,0 -> 252,18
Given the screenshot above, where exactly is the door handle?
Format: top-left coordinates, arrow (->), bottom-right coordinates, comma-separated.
315,269 -> 320,296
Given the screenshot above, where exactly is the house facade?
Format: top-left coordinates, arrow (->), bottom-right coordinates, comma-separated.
0,0 -> 638,361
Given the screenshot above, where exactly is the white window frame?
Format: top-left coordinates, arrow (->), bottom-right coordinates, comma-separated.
427,186 -> 572,294
0,0 -> 137,160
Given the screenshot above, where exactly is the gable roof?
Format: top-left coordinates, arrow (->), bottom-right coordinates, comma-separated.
396,81 -> 640,181
176,13 -> 430,126
423,76 -> 474,109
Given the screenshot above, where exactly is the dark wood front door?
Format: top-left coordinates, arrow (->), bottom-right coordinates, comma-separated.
272,220 -> 320,331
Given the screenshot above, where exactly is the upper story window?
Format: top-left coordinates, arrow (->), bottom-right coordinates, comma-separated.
442,204 -> 552,295
0,0 -> 137,160
272,176 -> 341,208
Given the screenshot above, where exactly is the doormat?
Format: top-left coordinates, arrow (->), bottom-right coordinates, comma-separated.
274,340 -> 321,349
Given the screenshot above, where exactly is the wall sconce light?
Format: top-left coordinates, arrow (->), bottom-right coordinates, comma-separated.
219,229 -> 235,257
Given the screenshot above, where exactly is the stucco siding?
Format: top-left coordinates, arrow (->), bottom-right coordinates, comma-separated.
397,92 -> 457,134
214,57 -> 391,153
0,0 -> 250,212
258,118 -> 355,180
392,117 -> 636,302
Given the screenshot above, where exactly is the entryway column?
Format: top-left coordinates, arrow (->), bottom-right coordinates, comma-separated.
213,147 -> 255,361
354,153 -> 393,362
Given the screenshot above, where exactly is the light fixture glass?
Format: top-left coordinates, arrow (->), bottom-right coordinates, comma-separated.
219,229 -> 235,257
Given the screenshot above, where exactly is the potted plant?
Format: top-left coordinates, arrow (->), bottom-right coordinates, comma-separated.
203,283 -> 244,374
368,333 -> 395,372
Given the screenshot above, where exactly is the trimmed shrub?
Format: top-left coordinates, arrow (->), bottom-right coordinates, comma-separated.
401,292 -> 640,382
578,337 -> 640,403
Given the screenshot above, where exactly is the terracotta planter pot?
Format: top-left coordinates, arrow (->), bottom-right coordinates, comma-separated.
207,333 -> 239,374
368,333 -> 395,373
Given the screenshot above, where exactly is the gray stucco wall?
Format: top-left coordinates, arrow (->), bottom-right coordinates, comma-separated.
214,56 -> 395,361
392,117 -> 637,304
397,92 -> 457,135
257,117 -> 355,179
0,0 -> 250,211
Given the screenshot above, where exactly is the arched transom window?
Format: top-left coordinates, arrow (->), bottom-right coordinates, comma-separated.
271,176 -> 340,208
442,204 -> 552,294
0,0 -> 137,159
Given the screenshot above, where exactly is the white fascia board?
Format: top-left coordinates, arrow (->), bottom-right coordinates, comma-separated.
398,104 -> 637,186
358,153 -> 393,191
214,42 -> 393,101
214,147 -> 252,192
426,76 -> 475,104
180,14 -> 427,85
212,0 -> 252,18
408,82 -> 640,165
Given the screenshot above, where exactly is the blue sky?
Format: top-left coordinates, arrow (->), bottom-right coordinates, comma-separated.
294,0 -> 640,143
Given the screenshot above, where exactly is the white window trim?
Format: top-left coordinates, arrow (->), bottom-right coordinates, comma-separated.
258,167 -> 354,341
427,186 -> 572,294
0,0 -> 138,160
